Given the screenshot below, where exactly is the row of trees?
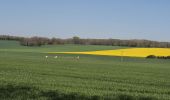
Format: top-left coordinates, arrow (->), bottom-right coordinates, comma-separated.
70,37 -> 170,48
0,35 -> 23,41
146,55 -> 170,59
20,37 -> 49,46
1,35 -> 170,47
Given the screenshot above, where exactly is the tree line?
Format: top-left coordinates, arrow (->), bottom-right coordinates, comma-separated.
0,35 -> 23,41
0,35 -> 170,48
146,55 -> 170,59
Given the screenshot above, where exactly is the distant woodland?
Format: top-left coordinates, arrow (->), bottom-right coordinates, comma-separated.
0,35 -> 170,48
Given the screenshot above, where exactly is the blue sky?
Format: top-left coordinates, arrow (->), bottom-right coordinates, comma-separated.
0,0 -> 170,41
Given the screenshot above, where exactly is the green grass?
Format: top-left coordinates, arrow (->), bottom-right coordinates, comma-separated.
0,40 -> 170,100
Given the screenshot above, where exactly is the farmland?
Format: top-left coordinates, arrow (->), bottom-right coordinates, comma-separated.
49,48 -> 170,57
0,40 -> 170,100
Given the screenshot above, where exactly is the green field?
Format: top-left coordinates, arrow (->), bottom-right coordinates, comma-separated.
0,40 -> 170,100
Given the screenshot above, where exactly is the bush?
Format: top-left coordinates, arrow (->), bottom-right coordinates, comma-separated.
146,55 -> 170,59
146,55 -> 156,58
167,56 -> 170,59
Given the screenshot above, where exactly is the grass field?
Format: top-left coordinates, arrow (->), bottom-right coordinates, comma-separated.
0,40 -> 170,100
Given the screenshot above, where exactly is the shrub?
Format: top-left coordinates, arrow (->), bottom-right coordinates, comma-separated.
146,55 -> 156,58
147,55 -> 170,59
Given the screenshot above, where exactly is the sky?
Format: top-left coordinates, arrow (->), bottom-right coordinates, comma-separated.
0,0 -> 170,41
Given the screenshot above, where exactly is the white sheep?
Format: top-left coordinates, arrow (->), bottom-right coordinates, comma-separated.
76,56 -> 80,59
54,56 -> 58,58
45,56 -> 48,58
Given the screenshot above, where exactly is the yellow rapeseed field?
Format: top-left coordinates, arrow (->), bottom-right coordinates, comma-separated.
48,48 -> 170,57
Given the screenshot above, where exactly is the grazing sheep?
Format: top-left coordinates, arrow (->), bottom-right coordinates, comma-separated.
45,56 -> 48,58
76,56 -> 79,60
54,56 -> 58,58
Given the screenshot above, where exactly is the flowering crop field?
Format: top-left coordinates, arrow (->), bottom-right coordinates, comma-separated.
49,48 -> 170,57
0,40 -> 170,100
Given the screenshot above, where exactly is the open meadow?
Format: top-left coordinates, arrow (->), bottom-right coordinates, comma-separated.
0,40 -> 170,100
